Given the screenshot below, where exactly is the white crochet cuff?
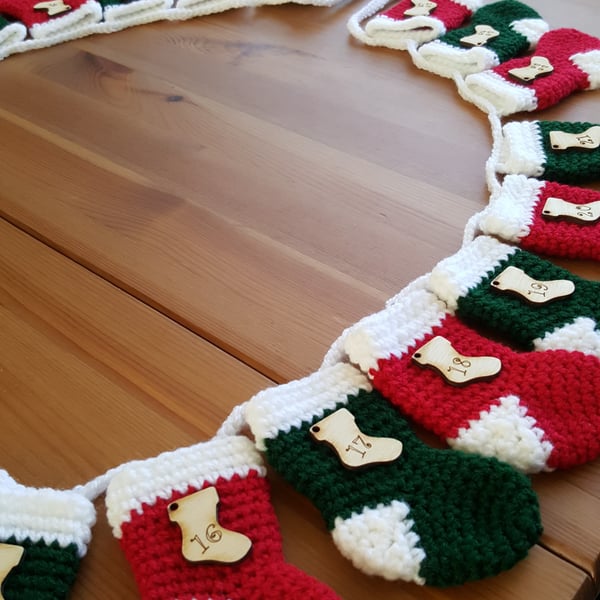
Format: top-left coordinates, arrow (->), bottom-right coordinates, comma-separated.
247,364 -> 371,451
411,39 -> 499,78
343,285 -> 448,374
361,14 -> 448,49
496,120 -> 545,177
461,69 -> 537,116
102,0 -> 173,27
0,471 -> 96,557
0,21 -> 27,49
29,0 -> 102,39
477,175 -> 543,242
427,236 -> 518,310
106,436 -> 266,538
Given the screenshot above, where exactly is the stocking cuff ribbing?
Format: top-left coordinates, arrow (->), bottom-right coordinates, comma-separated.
0,470 -> 95,558
342,286 -> 448,374
495,120 -> 546,177
428,236 -> 517,309
477,174 -> 543,242
105,436 -> 266,538
247,364 -> 371,451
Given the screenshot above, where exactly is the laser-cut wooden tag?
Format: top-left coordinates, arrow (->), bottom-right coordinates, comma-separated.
168,487 -> 252,564
508,56 -> 553,83
0,543 -> 24,600
549,126 -> 600,151
491,265 -> 575,304
404,0 -> 437,17
310,408 -> 402,469
460,25 -> 499,47
412,336 -> 501,386
33,0 -> 72,14
542,196 -> 600,224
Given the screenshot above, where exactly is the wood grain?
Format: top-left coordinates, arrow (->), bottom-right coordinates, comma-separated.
1,0 -> 599,597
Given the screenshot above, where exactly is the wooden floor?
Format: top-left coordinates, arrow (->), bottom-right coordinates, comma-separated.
1,0 -> 599,597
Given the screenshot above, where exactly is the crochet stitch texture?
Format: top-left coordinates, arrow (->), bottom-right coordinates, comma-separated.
105,435 -> 342,600
247,363 -> 542,586
477,174 -> 600,262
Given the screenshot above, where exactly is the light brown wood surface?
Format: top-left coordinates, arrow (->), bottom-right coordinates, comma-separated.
0,0 -> 599,598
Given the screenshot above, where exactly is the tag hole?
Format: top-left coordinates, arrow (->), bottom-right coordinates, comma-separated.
311,426 -> 320,433
169,503 -> 179,511
413,352 -> 421,358
492,280 -> 499,286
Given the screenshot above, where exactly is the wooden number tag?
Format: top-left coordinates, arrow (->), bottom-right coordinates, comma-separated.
404,0 -> 437,17
33,0 -> 72,14
0,543 -> 24,600
460,25 -> 499,47
412,336 -> 501,386
168,487 -> 252,564
508,56 -> 553,83
542,196 -> 600,224
310,408 -> 402,469
549,126 -> 600,151
491,265 -> 575,305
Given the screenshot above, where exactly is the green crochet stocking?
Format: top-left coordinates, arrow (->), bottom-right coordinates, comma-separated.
247,363 -> 542,587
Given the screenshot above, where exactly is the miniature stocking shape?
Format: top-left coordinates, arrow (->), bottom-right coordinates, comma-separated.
491,119 -> 600,184
246,363 -> 542,586
347,0 -> 486,51
427,235 -> 600,356
410,0 -> 548,78
341,284 -> 600,472
0,470 -> 96,600
476,174 -> 600,262
105,435 -> 342,600
461,28 -> 600,115
0,0 -> 101,39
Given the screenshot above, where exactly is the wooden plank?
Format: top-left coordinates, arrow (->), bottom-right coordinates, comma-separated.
0,0 -> 599,595
0,220 -> 594,599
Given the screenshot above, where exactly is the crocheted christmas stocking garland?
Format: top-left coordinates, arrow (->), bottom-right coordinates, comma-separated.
347,0 -> 486,51
105,435 -> 341,600
0,0 -> 102,39
492,119 -> 600,184
341,284 -> 600,472
460,28 -> 600,115
0,470 -> 96,600
409,0 -> 548,78
246,363 -> 542,586
427,235 -> 600,356
476,174 -> 600,262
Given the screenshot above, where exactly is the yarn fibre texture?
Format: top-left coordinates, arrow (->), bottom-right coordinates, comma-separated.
0,470 -> 96,600
478,175 -> 600,262
262,386 -> 542,586
105,436 -> 341,600
440,244 -> 600,352
437,0 -> 544,62
1,538 -> 80,600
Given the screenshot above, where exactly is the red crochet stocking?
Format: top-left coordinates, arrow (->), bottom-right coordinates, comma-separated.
342,284 -> 600,473
105,435 -> 341,600
0,0 -> 101,38
462,28 -> 600,115
477,174 -> 600,261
